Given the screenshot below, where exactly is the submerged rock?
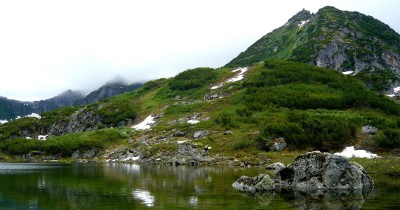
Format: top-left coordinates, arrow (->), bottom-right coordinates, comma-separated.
232,174 -> 275,193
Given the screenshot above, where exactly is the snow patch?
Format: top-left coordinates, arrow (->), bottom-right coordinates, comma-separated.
26,113 -> 41,119
387,94 -> 396,98
0,119 -> 8,125
342,71 -> 354,75
177,140 -> 188,144
298,20 -> 310,28
132,190 -> 155,207
211,67 -> 249,90
227,67 -> 248,82
38,135 -> 48,141
132,115 -> 155,130
394,86 -> 400,93
334,146 -> 379,159
187,119 -> 200,124
211,84 -> 223,90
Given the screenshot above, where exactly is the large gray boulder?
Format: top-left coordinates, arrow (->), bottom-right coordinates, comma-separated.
275,151 -> 374,194
232,174 -> 275,193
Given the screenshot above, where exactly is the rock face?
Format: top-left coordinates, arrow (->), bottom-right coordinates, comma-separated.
232,174 -> 275,193
47,108 -> 103,135
275,151 -> 373,194
235,151 -> 373,200
227,6 -> 400,93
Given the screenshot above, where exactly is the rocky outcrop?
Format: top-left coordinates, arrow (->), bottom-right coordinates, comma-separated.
47,108 -> 103,136
232,174 -> 275,193
274,151 -> 373,194
235,151 -> 373,198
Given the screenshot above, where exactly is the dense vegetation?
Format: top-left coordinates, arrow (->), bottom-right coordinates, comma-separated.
0,128 -> 126,156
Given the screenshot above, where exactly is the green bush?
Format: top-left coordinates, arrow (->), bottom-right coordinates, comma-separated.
233,138 -> 253,150
169,67 -> 217,91
0,118 -> 38,141
374,129 -> 400,148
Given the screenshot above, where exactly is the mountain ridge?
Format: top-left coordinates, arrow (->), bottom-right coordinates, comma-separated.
227,6 -> 400,94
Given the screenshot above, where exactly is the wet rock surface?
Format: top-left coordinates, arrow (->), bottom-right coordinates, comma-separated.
232,174 -> 275,193
234,151 -> 374,202
275,151 -> 374,194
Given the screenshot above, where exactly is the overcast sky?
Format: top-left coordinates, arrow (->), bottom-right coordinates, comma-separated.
0,0 -> 399,101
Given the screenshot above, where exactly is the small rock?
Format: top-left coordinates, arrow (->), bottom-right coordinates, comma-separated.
173,131 -> 187,137
83,148 -> 99,159
361,125 -> 378,135
193,130 -> 210,139
265,162 -> 286,174
268,138 -> 287,151
232,174 -> 275,193
224,130 -> 233,135
71,150 -> 82,159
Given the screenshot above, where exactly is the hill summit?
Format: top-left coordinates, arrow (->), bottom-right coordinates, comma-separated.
227,6 -> 400,93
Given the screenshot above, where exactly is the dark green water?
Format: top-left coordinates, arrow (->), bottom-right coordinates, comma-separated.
0,163 -> 399,210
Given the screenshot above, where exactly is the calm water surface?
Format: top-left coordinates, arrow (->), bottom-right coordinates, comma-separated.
0,162 -> 399,209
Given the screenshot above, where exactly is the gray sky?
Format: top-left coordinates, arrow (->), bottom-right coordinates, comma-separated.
0,0 -> 399,101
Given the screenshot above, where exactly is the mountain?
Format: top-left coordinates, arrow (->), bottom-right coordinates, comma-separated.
75,81 -> 143,106
0,90 -> 84,120
1,6 -> 400,162
227,6 -> 400,93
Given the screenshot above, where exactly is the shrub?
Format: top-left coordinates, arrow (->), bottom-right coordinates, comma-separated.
169,67 -> 217,91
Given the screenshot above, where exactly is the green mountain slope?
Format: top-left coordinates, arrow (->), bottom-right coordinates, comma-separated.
227,6 -> 400,93
1,60 -> 400,161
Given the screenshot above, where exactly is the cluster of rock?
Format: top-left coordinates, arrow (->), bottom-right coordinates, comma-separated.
104,142 -> 214,166
46,108 -> 103,136
233,151 -> 374,195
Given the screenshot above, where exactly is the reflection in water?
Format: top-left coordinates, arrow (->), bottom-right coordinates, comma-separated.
132,189 -> 155,207
0,163 -> 399,209
189,196 -> 198,206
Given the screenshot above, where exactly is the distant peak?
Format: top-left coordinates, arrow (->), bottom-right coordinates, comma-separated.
288,8 -> 312,23
318,6 -> 340,12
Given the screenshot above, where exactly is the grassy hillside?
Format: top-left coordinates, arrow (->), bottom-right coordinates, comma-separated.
1,60 -> 399,161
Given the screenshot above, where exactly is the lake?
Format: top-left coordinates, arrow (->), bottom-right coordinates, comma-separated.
0,162 -> 399,209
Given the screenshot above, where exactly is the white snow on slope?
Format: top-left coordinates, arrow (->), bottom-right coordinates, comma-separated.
132,115 -> 155,130
0,119 -> 8,125
298,20 -> 310,28
394,86 -> 400,93
26,113 -> 41,119
211,67 -> 248,89
187,119 -> 200,124
342,71 -> 354,75
387,94 -> 396,98
334,146 -> 379,159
